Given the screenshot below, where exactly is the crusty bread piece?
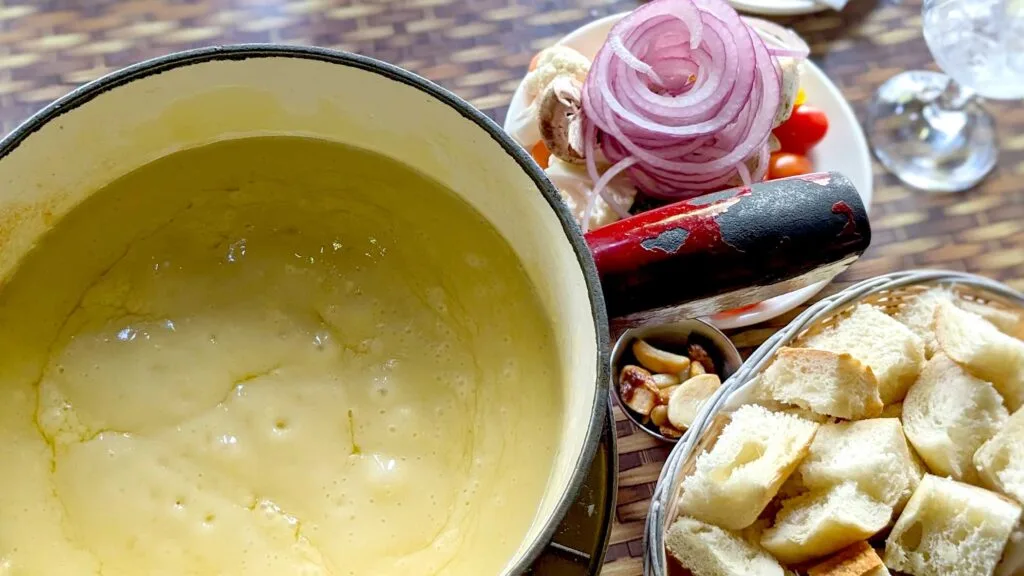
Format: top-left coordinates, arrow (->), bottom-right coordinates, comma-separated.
885,474 -> 1022,576
797,418 -> 923,514
806,541 -> 889,576
804,304 -> 925,404
668,374 -> 721,430
958,298 -> 1024,340
740,516 -> 775,549
868,556 -> 892,576
894,288 -> 1024,352
996,530 -> 1024,576
895,287 -> 955,358
752,397 -> 835,424
665,517 -> 784,576
760,482 -> 890,565
902,353 -> 1009,483
678,405 -> 819,530
880,402 -> 903,418
758,348 -> 883,420
936,299 -> 1024,411
777,467 -> 808,500
974,406 -> 1024,504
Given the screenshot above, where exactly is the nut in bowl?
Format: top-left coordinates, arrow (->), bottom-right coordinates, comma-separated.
646,271 -> 1024,576
611,320 -> 742,443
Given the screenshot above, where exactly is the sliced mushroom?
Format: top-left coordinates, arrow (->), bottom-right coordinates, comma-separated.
632,339 -> 691,375
538,75 -> 585,164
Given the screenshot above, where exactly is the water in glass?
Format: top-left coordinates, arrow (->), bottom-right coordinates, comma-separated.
924,0 -> 1024,100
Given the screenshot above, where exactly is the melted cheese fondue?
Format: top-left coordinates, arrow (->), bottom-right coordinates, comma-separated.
0,137 -> 563,575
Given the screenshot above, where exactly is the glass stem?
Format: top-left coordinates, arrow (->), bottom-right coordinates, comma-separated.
933,76 -> 976,112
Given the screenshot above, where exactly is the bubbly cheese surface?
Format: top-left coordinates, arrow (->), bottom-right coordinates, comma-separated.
0,137 -> 562,575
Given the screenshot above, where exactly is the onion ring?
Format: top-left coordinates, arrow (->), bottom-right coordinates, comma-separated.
581,0 -> 784,207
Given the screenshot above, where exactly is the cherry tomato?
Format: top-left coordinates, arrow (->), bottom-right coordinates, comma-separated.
773,105 -> 829,155
531,140 -> 551,168
768,152 -> 813,180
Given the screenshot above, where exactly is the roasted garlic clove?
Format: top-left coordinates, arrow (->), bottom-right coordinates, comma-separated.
621,384 -> 657,416
651,405 -> 670,428
658,425 -> 683,439
667,374 -> 722,430
632,339 -> 691,375
688,343 -> 716,374
619,365 -> 658,416
689,361 -> 706,378
653,373 -> 682,389
658,385 -> 679,405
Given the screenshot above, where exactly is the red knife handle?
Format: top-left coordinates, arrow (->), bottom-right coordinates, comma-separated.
585,172 -> 870,319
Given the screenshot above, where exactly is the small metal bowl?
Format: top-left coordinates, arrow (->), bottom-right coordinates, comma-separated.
610,319 -> 743,443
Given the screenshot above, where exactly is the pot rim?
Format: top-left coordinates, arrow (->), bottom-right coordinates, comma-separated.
0,44 -> 611,575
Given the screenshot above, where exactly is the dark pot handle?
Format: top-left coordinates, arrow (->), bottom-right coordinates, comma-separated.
585,172 -> 871,328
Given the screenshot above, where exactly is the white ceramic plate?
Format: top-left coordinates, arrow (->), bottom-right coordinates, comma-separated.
727,0 -> 827,16
502,13 -> 873,330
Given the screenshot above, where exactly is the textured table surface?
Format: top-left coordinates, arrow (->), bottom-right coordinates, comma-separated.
2,1 -> 1023,574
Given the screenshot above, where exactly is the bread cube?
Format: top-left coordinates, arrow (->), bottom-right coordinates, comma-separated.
758,347 -> 883,420
881,402 -> 903,418
760,482 -> 891,565
885,474 -> 1022,576
895,287 -> 955,358
975,407 -> 1024,505
807,541 -> 890,576
678,405 -> 819,530
902,353 -> 1008,483
996,530 -> 1024,576
957,298 -> 1024,341
665,517 -> 784,576
936,299 -> 1024,411
798,418 -> 923,514
804,304 -> 925,404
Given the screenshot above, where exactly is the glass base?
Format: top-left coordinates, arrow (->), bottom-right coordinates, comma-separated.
867,70 -> 997,193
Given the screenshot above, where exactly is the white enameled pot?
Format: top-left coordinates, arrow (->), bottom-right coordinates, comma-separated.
0,45 -> 609,576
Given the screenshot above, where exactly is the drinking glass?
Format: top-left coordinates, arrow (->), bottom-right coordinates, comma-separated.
867,0 -> 1024,193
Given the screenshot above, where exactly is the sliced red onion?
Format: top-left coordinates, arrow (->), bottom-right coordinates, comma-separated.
581,0 -> 783,202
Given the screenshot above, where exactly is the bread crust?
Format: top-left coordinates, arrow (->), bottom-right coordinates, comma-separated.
806,542 -> 884,576
760,347 -> 883,420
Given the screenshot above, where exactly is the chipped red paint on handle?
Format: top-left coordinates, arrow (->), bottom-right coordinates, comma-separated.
585,172 -> 871,319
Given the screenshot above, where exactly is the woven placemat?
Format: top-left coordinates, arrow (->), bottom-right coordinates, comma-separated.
2,1 -> 1023,574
